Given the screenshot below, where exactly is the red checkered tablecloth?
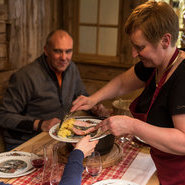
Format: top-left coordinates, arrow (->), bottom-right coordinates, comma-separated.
11,140 -> 140,185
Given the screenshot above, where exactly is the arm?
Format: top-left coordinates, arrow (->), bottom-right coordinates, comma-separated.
59,149 -> 84,185
71,66 -> 145,112
0,70 -> 60,134
101,115 -> 185,155
59,135 -> 98,185
0,72 -> 36,133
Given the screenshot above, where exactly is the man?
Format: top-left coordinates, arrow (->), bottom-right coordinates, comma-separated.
0,29 -> 88,150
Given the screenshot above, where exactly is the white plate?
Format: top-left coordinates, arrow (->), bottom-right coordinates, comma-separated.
93,179 -> 139,185
0,151 -> 35,178
49,118 -> 107,143
0,156 -> 32,177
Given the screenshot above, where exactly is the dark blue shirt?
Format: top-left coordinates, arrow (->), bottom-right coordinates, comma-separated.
59,149 -> 84,185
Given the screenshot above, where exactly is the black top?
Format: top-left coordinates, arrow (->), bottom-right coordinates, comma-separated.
134,59 -> 185,128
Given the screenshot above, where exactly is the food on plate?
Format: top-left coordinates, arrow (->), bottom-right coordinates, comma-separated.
57,118 -> 99,138
58,118 -> 75,137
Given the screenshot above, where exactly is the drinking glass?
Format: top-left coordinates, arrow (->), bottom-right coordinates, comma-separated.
50,143 -> 62,185
30,143 -> 44,169
86,151 -> 102,184
42,143 -> 62,185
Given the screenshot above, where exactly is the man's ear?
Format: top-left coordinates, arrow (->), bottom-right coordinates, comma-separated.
44,46 -> 48,56
161,33 -> 171,49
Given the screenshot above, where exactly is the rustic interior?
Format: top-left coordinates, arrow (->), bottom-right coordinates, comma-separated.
0,0 -> 184,152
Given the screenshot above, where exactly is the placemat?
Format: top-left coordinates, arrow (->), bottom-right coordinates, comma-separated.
10,139 -> 141,185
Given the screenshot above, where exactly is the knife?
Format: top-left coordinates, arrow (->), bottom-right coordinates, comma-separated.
59,110 -> 74,128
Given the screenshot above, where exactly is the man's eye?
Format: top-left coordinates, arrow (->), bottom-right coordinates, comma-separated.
66,49 -> 73,54
53,49 -> 62,54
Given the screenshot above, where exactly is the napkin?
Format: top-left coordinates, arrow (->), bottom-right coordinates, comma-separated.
121,152 -> 156,185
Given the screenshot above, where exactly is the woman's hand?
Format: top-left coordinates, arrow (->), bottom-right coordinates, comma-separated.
100,115 -> 135,136
71,95 -> 97,112
74,135 -> 99,157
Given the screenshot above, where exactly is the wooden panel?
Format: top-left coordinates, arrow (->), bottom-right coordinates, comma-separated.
0,58 -> 10,70
8,0 -> 63,69
82,78 -> 142,109
0,33 -> 6,42
0,22 -> 6,32
0,43 -> 7,57
0,4 -> 7,20
77,63 -> 126,81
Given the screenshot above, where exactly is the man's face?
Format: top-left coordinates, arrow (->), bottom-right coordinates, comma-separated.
44,33 -> 73,74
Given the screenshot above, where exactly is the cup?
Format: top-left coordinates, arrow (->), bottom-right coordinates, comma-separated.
86,151 -> 102,184
30,143 -> 44,169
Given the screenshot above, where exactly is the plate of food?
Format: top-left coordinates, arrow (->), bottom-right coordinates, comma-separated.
0,156 -> 32,178
49,118 -> 108,143
92,179 -> 139,185
0,151 -> 36,178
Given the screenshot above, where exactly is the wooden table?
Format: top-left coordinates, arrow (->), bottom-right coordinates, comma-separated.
0,132 -> 159,185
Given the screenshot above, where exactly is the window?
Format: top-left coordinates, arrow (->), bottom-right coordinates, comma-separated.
74,0 -> 120,63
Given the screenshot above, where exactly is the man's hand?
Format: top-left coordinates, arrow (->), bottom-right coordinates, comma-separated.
41,118 -> 61,131
34,118 -> 60,132
74,135 -> 99,158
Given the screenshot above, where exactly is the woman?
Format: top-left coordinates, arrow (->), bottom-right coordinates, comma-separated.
71,1 -> 185,185
59,135 -> 98,185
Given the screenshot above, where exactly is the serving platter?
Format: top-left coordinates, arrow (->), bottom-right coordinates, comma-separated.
49,118 -> 108,143
0,151 -> 35,178
92,179 -> 139,185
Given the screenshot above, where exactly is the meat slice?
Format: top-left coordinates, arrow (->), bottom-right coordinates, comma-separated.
70,120 -> 98,136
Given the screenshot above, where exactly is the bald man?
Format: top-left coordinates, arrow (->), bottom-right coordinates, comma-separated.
0,30 -> 88,150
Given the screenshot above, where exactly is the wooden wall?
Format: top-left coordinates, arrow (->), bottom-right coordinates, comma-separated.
77,62 -> 142,107
7,0 -> 63,69
0,0 -> 63,101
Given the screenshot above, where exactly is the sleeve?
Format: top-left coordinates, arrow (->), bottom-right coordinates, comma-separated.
0,71 -> 35,133
134,61 -> 154,82
59,149 -> 84,185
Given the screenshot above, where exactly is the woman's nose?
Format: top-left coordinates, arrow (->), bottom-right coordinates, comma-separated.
132,47 -> 139,58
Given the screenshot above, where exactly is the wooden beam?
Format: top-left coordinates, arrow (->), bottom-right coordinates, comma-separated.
0,4 -> 7,20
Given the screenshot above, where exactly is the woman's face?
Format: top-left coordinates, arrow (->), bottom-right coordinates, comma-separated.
130,29 -> 163,68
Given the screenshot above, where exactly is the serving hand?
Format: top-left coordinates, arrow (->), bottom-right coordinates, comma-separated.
99,115 -> 134,137
71,95 -> 97,112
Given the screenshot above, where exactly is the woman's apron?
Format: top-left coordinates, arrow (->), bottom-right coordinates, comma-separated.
129,48 -> 185,185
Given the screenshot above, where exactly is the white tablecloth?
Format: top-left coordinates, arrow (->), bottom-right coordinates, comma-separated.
122,152 -> 156,185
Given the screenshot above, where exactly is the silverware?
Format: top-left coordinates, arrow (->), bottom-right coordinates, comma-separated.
90,130 -> 111,141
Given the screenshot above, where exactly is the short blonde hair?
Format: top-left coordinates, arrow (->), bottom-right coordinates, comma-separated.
125,1 -> 179,46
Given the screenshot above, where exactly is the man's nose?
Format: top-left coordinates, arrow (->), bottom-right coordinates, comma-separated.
132,47 -> 139,58
60,51 -> 67,60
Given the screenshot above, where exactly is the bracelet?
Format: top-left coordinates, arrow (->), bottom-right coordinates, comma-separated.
37,120 -> 43,132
